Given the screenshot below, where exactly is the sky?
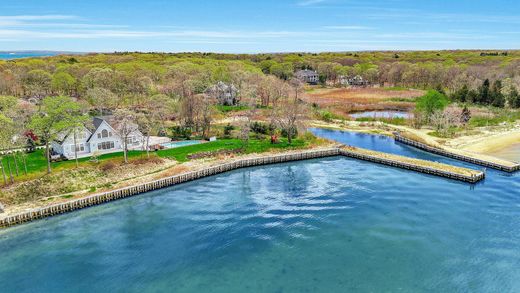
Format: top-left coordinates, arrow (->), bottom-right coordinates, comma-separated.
1,0 -> 520,53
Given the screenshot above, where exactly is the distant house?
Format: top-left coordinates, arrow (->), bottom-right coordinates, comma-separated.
340,75 -> 370,87
206,81 -> 239,106
52,116 -> 144,159
295,69 -> 319,85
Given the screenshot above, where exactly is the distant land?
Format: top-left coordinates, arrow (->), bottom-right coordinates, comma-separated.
0,51 -> 83,60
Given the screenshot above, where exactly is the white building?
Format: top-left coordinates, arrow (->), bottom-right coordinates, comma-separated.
295,69 -> 319,85
339,75 -> 370,87
52,116 -> 144,159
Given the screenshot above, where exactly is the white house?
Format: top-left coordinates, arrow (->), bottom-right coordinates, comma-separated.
339,75 -> 370,87
52,116 -> 144,159
295,69 -> 319,85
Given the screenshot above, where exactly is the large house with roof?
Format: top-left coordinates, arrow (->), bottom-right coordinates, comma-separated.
295,69 -> 319,85
52,116 -> 144,159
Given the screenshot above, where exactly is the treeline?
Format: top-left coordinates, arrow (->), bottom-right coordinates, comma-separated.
450,79 -> 520,108
2,51 -> 520,102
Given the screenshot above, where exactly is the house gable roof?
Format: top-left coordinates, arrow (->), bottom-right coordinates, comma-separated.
87,116 -> 119,142
56,126 -> 92,145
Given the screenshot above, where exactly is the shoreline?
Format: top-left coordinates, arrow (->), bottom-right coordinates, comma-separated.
0,144 -> 484,228
311,120 -> 520,164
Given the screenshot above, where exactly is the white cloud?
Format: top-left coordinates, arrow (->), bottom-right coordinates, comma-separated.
297,0 -> 327,6
322,26 -> 372,30
0,15 -> 77,21
0,28 -> 317,40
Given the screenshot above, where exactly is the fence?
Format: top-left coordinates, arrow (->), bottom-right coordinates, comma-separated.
0,145 -> 486,228
0,148 -> 340,228
394,133 -> 520,172
340,148 -> 484,183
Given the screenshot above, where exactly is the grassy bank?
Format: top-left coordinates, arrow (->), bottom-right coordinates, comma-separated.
0,136 -> 322,207
1,137 -> 310,181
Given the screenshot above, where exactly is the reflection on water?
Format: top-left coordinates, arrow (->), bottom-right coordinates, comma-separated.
349,110 -> 412,119
0,129 -> 519,292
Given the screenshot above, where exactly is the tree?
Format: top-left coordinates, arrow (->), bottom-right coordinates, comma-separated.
29,96 -> 83,173
112,109 -> 140,164
451,84 -> 469,102
85,87 -> 118,115
415,90 -> 449,123
508,87 -> 520,108
23,69 -> 52,99
237,85 -> 258,145
478,79 -> 491,105
460,105 -> 471,125
51,72 -> 76,96
138,94 -> 177,153
490,80 -> 505,108
0,96 -> 25,184
273,81 -> 306,144
197,94 -> 214,139
70,113 -> 90,168
430,109 -> 459,137
0,114 -> 14,185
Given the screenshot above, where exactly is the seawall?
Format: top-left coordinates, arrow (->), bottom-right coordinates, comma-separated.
394,133 -> 520,172
0,146 -> 484,228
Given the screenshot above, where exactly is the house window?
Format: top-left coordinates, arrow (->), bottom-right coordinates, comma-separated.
76,131 -> 86,140
101,129 -> 109,138
97,133 -> 101,139
97,141 -> 115,150
70,144 -> 85,152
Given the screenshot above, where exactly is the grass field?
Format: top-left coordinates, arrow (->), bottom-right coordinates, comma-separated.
0,137 -> 308,182
303,87 -> 424,118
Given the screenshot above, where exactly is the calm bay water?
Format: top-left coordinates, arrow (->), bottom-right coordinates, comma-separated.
349,110 -> 412,119
0,129 -> 519,292
0,52 -> 59,59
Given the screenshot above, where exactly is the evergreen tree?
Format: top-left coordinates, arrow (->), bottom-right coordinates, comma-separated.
509,87 -> 520,108
451,85 -> 469,102
467,89 -> 479,104
490,80 -> 505,107
478,79 -> 490,104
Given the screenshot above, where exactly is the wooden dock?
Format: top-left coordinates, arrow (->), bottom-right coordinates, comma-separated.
340,146 -> 484,183
0,146 -> 485,228
394,132 -> 520,172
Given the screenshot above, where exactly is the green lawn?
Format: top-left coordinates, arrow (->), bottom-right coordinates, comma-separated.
215,105 -> 250,113
1,137 -> 308,181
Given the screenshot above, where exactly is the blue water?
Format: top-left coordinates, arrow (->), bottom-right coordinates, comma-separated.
160,140 -> 204,149
0,52 -> 59,60
349,110 -> 412,119
1,129 -> 519,292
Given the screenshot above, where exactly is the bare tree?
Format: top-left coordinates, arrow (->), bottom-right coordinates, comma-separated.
430,108 -> 460,137
273,80 -> 307,144
85,87 -> 118,115
237,82 -> 259,145
112,109 -> 140,164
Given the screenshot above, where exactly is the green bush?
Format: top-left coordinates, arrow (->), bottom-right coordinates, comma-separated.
223,124 -> 234,138
416,90 -> 449,118
281,127 -> 298,139
251,122 -> 275,135
170,126 -> 192,140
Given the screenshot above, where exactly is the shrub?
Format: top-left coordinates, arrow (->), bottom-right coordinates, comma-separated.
131,156 -> 163,165
170,126 -> 192,140
281,127 -> 298,139
223,124 -> 234,138
319,110 -> 333,122
251,122 -> 275,135
416,90 -> 449,121
99,161 -> 117,172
